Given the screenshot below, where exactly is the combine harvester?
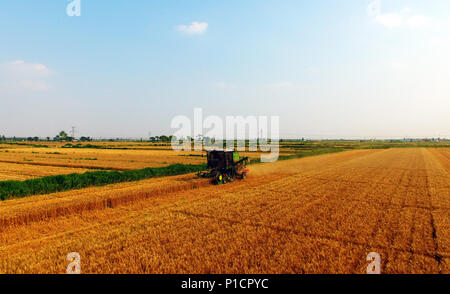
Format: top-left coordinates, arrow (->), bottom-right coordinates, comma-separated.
198,150 -> 250,184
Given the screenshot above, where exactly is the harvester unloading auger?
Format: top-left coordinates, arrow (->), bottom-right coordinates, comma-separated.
197,150 -> 250,184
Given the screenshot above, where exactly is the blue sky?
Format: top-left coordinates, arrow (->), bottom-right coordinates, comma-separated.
0,0 -> 449,139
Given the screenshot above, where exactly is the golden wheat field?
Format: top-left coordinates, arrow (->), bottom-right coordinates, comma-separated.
0,146 -> 286,170
0,148 -> 205,170
0,162 -> 94,181
0,148 -> 448,274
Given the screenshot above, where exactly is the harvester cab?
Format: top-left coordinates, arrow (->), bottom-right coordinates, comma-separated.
198,150 -> 249,184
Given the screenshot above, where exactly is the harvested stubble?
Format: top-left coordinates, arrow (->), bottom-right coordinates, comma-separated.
0,148 -> 449,274
0,174 -> 211,227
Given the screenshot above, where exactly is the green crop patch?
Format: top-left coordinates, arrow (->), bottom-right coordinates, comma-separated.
0,163 -> 206,201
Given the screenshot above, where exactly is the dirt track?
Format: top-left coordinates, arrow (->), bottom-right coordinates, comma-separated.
0,148 -> 449,273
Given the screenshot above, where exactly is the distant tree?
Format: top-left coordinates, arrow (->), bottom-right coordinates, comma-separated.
203,136 -> 211,145
196,134 -> 203,141
55,131 -> 69,141
79,136 -> 92,142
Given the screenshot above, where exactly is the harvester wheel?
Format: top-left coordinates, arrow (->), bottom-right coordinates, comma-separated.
224,174 -> 234,183
241,172 -> 247,179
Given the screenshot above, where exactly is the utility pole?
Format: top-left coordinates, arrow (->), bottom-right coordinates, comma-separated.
71,126 -> 76,140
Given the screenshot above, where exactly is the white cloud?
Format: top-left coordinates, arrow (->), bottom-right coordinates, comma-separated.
306,67 -> 320,74
19,81 -> 51,91
0,60 -> 53,92
407,15 -> 430,28
401,7 -> 411,14
368,1 -> 430,29
375,13 -> 403,28
387,61 -> 407,72
4,60 -> 53,77
213,82 -> 235,89
177,22 -> 208,35
266,82 -> 293,88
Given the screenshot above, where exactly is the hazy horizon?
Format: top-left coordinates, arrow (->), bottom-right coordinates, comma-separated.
1,0 -> 449,139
